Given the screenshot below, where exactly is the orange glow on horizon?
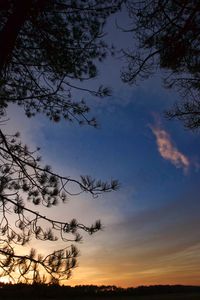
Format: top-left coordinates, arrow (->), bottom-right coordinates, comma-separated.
66,266 -> 200,288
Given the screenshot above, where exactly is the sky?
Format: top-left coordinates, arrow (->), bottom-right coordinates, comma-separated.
4,10 -> 200,287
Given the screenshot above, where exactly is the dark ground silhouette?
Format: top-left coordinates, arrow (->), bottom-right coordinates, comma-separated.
0,283 -> 199,299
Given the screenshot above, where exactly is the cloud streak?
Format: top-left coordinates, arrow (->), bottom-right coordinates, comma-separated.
69,192 -> 200,287
150,123 -> 190,172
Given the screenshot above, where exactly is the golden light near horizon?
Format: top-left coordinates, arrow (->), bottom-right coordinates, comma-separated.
1,184 -> 200,288
0,277 -> 13,285
66,241 -> 200,288
0,226 -> 200,287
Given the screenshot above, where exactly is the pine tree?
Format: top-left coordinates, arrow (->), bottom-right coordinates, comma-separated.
0,0 -> 121,283
122,0 -> 200,129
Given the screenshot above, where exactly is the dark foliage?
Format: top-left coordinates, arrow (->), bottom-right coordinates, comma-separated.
122,0 -> 200,130
0,0 -> 121,283
0,283 -> 199,299
0,0 -> 123,125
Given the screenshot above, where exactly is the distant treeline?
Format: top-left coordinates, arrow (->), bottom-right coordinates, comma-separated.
0,283 -> 200,298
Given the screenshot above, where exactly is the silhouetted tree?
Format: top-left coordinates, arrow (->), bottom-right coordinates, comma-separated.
122,0 -> 200,130
0,0 -> 123,124
0,0 -> 121,283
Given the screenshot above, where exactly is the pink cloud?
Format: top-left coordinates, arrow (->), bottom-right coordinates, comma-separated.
150,124 -> 190,172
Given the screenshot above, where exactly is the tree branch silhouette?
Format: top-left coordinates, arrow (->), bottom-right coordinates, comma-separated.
0,0 -> 122,283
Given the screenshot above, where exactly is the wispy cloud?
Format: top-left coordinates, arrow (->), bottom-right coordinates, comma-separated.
150,122 -> 190,172
69,192 -> 200,287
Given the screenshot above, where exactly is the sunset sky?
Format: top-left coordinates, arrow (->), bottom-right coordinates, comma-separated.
5,11 -> 200,287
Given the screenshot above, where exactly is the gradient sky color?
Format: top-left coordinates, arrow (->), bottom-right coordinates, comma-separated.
4,11 -> 200,287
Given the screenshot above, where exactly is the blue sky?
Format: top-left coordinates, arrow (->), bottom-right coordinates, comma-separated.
4,10 -> 200,287
7,69 -> 200,286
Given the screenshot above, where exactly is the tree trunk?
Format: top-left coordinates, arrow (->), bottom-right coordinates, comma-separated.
0,0 -> 48,75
